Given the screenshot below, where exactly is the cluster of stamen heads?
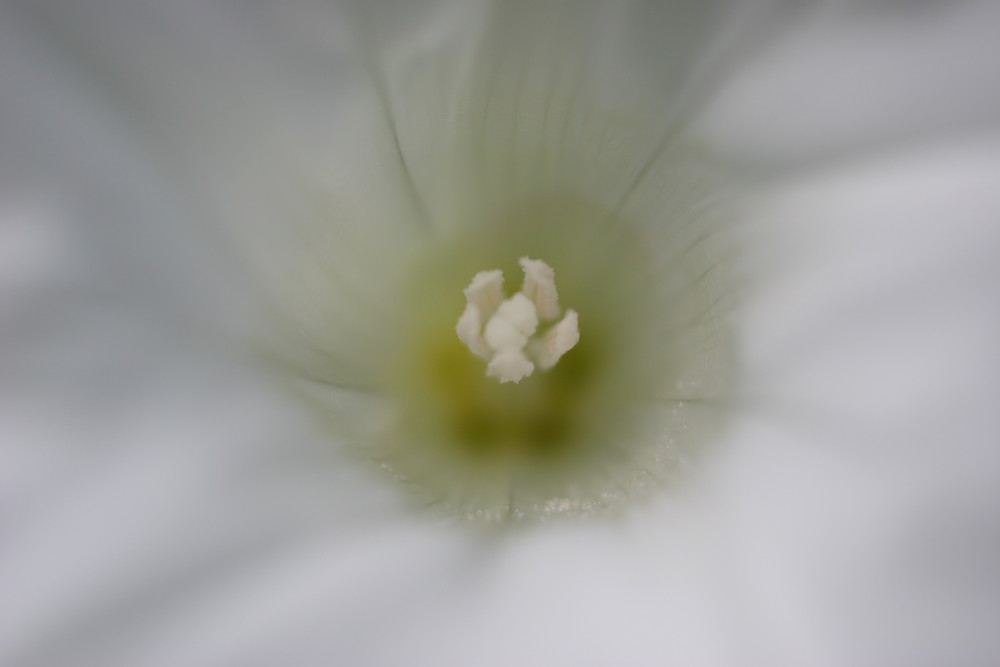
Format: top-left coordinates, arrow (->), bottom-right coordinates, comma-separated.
456,257 -> 580,383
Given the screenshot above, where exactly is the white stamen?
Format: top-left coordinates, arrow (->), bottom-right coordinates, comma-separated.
484,314 -> 529,352
455,270 -> 505,360
456,304 -> 491,360
464,269 -> 504,319
519,257 -> 561,321
487,350 -> 535,384
494,293 -> 539,338
456,257 -> 580,383
535,309 -> 580,370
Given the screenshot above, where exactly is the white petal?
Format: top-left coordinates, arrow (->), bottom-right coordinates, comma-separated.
0,10 -> 408,665
695,1 -> 1000,169
713,135 -> 1000,664
7,2 -> 1000,667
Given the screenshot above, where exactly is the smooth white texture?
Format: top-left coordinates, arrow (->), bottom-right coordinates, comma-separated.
2,1 -> 999,666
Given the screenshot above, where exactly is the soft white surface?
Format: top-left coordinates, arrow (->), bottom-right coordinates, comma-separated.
2,1 -> 999,666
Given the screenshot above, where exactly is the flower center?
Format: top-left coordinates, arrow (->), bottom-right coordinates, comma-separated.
456,258 -> 579,383
343,192 -> 733,521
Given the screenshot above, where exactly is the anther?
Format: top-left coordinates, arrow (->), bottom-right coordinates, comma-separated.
456,258 -> 580,383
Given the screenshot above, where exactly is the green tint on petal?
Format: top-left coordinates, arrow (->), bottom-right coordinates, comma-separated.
279,95 -> 735,520
365,185 -> 732,520
267,3 -> 736,522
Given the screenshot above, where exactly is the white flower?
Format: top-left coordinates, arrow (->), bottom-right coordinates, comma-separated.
2,1 -> 1000,665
